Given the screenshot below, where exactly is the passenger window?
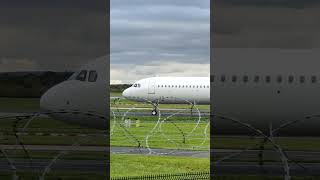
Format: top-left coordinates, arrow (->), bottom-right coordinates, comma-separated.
243,75 -> 248,83
88,70 -> 98,82
232,75 -> 237,82
254,76 -> 259,83
220,75 -> 226,82
288,75 -> 294,83
76,70 -> 87,81
311,76 -> 317,83
277,75 -> 282,83
300,76 -> 305,83
265,76 -> 271,83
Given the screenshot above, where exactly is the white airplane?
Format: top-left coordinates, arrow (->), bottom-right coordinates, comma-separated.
40,56 -> 107,129
122,77 -> 210,115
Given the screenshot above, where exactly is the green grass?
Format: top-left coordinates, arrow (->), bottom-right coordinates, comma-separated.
110,92 -> 210,110
0,98 -> 40,112
0,150 -> 107,160
0,135 -> 107,146
111,92 -> 122,97
0,117 -> 84,129
212,136 -> 320,151
110,154 -> 209,177
111,119 -> 210,150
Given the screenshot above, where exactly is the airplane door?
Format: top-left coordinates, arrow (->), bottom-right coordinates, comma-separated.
148,79 -> 156,94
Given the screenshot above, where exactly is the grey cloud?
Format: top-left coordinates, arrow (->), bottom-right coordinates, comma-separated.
111,0 -> 210,68
111,62 -> 209,84
0,1 -> 107,72
213,5 -> 320,48
111,0 -> 209,9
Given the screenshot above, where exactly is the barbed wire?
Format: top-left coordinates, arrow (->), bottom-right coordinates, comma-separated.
110,97 -> 210,156
0,109 -> 107,180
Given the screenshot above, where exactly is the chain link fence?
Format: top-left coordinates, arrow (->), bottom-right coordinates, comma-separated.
111,171 -> 210,180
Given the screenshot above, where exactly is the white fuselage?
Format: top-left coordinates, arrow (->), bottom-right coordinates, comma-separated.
40,57 -> 107,129
122,77 -> 210,105
212,57 -> 320,135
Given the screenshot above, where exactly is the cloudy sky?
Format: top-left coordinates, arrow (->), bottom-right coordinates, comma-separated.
214,0 -> 320,48
0,0 -> 107,72
2,0 -> 320,82
211,0 -> 320,74
110,0 -> 210,84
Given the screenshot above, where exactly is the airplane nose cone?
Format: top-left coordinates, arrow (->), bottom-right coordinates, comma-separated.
122,89 -> 130,98
40,89 -> 56,112
40,83 -> 67,112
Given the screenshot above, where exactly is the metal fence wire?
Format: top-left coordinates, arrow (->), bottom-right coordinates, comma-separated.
111,171 -> 210,180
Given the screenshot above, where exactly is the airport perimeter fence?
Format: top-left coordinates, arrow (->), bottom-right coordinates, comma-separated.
111,171 -> 210,180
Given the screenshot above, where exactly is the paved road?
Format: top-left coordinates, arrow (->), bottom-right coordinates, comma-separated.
2,145 -> 320,162
2,145 -> 320,176
212,149 -> 320,162
0,159 -> 107,172
213,162 -> 320,176
0,145 -> 208,157
0,145 -> 108,152
111,147 -> 209,158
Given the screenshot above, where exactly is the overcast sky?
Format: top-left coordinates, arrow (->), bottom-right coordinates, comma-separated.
110,0 -> 210,84
0,0 -> 107,72
213,0 -> 320,61
2,0 -> 320,82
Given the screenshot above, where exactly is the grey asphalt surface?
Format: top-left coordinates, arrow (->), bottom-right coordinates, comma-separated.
0,159 -> 107,172
0,145 -> 108,152
0,145 -> 208,157
2,145 -> 320,176
111,147 -> 209,158
213,162 -> 320,176
2,144 -> 320,163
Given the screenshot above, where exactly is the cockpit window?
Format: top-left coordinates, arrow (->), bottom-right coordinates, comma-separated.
88,70 -> 98,82
68,72 -> 77,80
76,70 -> 87,81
